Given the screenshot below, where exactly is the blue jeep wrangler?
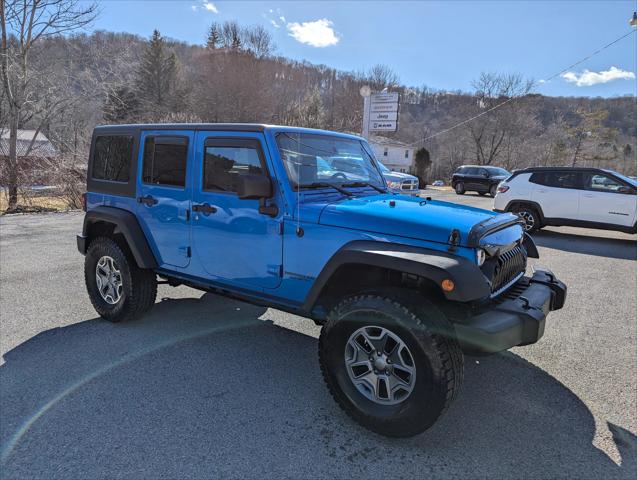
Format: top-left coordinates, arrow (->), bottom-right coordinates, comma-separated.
77,123 -> 566,437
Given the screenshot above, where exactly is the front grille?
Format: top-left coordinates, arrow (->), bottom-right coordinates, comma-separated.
400,180 -> 419,191
490,245 -> 526,296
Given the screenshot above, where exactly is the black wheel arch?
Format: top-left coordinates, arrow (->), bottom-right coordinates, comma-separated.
504,200 -> 546,225
302,241 -> 490,319
78,206 -> 158,269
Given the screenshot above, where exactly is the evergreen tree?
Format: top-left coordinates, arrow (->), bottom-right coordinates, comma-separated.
136,30 -> 177,109
207,23 -> 220,49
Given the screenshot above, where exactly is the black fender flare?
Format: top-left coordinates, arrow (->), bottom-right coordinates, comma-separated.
78,206 -> 158,269
302,240 -> 491,312
504,200 -> 546,224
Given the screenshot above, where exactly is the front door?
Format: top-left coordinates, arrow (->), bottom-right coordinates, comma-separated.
531,170 -> 580,219
578,172 -> 637,227
136,131 -> 193,268
191,132 -> 283,290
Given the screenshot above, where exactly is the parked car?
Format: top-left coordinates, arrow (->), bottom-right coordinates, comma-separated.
77,123 -> 566,437
494,167 -> 637,233
432,180 -> 445,187
451,165 -> 510,197
377,162 -> 420,194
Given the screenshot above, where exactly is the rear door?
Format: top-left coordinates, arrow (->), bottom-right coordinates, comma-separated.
578,171 -> 637,227
136,131 -> 193,268
190,131 -> 283,290
530,171 -> 581,219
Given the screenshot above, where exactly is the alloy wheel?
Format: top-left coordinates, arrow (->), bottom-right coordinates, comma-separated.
95,255 -> 123,304
344,325 -> 416,405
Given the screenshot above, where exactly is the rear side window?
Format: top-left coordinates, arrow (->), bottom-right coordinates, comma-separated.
203,140 -> 264,193
92,135 -> 134,182
142,136 -> 189,187
530,171 -> 580,189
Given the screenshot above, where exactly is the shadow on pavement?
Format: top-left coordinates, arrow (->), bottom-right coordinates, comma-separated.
1,293 -> 635,479
532,230 -> 637,260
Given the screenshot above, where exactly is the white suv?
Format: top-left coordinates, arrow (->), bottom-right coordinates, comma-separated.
494,167 -> 637,234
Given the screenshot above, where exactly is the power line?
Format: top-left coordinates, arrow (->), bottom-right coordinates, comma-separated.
409,28 -> 637,147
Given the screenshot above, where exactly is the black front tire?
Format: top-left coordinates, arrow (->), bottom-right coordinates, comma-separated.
511,204 -> 542,233
85,236 -> 157,322
454,182 -> 465,195
489,184 -> 498,197
318,293 -> 464,437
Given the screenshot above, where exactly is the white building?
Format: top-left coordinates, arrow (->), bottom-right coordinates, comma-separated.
369,136 -> 415,173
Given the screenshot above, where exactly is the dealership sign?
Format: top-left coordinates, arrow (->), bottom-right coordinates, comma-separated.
369,92 -> 399,132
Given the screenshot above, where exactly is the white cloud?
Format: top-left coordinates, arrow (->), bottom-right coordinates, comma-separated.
287,19 -> 339,47
561,66 -> 635,87
270,19 -> 280,28
202,1 -> 218,13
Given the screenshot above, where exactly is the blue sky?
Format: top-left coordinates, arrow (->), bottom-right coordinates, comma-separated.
92,0 -> 637,97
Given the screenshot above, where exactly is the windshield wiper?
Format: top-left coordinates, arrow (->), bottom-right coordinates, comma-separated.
295,182 -> 353,196
340,181 -> 387,193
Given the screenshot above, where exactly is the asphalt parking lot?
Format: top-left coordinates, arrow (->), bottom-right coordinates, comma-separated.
1,190 -> 636,479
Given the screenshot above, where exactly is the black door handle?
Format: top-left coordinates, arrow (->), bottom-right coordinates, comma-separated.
192,203 -> 217,215
137,195 -> 158,206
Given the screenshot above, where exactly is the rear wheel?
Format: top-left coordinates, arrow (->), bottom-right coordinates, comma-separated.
454,182 -> 465,195
319,293 -> 464,437
489,184 -> 498,197
512,204 -> 541,233
85,236 -> 157,322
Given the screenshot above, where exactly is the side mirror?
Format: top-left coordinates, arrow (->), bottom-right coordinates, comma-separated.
482,172 -> 489,177
237,174 -> 272,200
617,186 -> 632,194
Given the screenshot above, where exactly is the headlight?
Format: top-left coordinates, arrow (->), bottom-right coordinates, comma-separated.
476,248 -> 486,266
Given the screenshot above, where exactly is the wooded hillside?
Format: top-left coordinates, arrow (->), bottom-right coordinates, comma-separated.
1,22 -> 635,209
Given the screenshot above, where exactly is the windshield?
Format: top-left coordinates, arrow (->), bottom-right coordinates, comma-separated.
485,167 -> 510,176
377,162 -> 390,173
605,170 -> 637,187
276,132 -> 385,188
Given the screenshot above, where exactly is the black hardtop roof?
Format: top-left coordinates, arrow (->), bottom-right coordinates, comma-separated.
93,123 -> 268,133
514,166 -> 612,174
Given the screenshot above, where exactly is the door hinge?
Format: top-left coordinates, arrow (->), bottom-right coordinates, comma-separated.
279,264 -> 284,277
279,221 -> 284,235
186,209 -> 190,221
187,246 -> 192,258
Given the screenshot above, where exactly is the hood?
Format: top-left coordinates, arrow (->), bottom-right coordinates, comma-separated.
383,171 -> 418,182
318,193 -> 519,247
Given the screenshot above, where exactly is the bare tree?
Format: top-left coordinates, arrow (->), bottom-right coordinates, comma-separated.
364,64 -> 399,91
0,0 -> 97,210
466,72 -> 534,165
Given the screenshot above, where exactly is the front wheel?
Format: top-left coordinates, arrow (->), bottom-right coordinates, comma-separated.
512,205 -> 541,233
319,293 -> 464,437
489,184 -> 498,197
85,236 -> 157,322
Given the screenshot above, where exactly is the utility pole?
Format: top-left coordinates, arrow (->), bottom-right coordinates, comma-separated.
360,85 -> 371,139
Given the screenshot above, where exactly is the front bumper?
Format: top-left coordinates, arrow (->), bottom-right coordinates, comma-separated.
454,269 -> 566,355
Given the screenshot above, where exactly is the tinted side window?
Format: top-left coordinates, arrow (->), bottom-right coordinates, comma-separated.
92,136 -> 134,182
584,173 -> 627,193
142,137 -> 188,187
204,143 -> 264,193
530,171 -> 579,189
465,167 -> 479,175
